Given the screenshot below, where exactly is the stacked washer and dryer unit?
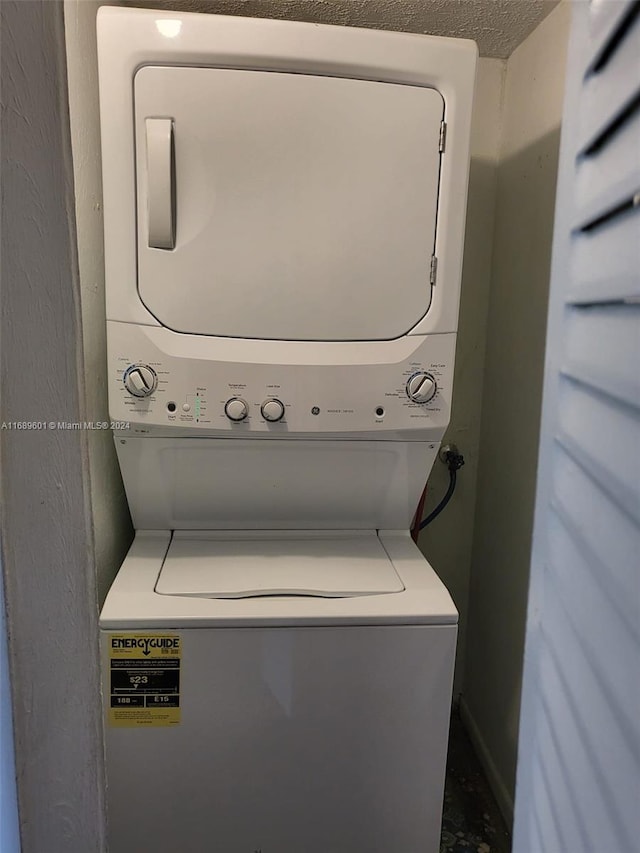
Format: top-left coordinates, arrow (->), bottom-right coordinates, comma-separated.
97,7 -> 476,852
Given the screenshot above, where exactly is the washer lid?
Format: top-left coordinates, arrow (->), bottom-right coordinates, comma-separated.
134,67 -> 444,341
155,531 -> 404,598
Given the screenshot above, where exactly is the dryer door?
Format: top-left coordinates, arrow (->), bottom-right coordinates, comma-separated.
134,67 -> 444,341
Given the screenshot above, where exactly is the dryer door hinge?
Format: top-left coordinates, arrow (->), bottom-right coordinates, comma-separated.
439,121 -> 447,153
430,256 -> 438,285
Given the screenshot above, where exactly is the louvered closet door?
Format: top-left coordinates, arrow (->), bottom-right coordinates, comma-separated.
514,3 -> 640,853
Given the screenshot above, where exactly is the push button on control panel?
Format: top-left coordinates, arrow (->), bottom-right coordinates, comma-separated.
225,398 -> 249,421
261,398 -> 285,422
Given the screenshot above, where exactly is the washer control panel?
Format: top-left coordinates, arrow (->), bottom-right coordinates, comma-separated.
109,323 -> 456,437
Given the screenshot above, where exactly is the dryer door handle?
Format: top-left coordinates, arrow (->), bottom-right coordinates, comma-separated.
145,118 -> 176,250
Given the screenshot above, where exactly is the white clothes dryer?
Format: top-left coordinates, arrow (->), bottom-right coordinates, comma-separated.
96,8 -> 476,852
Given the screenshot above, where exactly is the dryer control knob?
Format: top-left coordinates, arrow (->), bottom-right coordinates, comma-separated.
261,398 -> 285,422
225,397 -> 249,422
123,364 -> 157,397
406,372 -> 437,403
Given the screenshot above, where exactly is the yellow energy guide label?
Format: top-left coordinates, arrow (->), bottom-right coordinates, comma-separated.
108,634 -> 181,727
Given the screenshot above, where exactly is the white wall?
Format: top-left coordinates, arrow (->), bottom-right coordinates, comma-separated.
64,0 -> 133,606
461,1 -> 571,825
419,57 -> 504,693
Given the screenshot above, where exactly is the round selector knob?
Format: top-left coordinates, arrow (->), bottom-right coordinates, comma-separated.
261,398 -> 285,422
225,397 -> 249,422
123,364 -> 157,397
406,372 -> 437,404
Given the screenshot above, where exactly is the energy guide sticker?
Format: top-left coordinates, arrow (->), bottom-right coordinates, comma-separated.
109,634 -> 181,727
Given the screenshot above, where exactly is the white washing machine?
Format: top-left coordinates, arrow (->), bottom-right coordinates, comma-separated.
97,8 -> 476,852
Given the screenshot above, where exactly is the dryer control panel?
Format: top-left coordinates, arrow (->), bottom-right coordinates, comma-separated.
107,321 -> 456,440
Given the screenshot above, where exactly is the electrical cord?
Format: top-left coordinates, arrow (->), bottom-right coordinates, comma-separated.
418,448 -> 465,530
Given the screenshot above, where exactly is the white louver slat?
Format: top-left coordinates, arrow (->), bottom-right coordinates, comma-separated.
514,3 -> 640,852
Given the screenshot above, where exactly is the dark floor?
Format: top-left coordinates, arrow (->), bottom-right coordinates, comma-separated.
440,714 -> 512,853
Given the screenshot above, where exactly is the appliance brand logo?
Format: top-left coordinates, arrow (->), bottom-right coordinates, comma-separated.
111,636 -> 179,657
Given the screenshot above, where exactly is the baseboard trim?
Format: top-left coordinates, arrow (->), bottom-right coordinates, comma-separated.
459,696 -> 515,829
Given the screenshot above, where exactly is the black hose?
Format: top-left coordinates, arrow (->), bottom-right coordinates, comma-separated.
418,449 -> 464,530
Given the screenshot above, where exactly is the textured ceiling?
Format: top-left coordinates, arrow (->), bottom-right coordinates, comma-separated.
124,0 -> 560,58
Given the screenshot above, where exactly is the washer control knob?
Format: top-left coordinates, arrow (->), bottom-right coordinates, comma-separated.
261,398 -> 285,422
406,372 -> 437,403
123,365 -> 157,397
225,397 -> 249,422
